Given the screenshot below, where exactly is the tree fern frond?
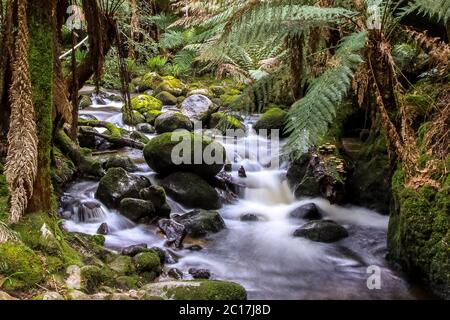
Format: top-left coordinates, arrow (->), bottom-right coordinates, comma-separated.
5,0 -> 38,224
0,222 -> 20,243
400,0 -> 450,24
285,31 -> 368,155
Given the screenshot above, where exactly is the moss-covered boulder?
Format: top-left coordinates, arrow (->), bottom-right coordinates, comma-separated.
143,280 -> 247,300
154,111 -> 193,134
144,110 -> 163,126
80,265 -> 115,294
209,112 -> 245,135
159,172 -> 221,210
210,86 -> 226,97
156,91 -> 177,105
133,252 -> 162,281
132,72 -> 163,92
253,107 -> 288,137
96,168 -> 151,207
104,155 -> 138,172
123,110 -> 146,126
155,76 -> 186,97
0,242 -> 44,290
119,198 -> 156,222
108,256 -> 135,275
131,95 -> 163,114
173,209 -> 226,238
140,186 -> 171,217
181,94 -> 218,122
79,95 -> 92,109
388,169 -> 450,299
143,132 -> 226,178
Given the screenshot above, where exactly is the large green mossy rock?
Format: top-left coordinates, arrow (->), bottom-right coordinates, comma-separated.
155,76 -> 186,97
131,95 -> 163,114
131,72 -> 163,92
96,168 -> 151,207
119,198 -> 156,222
154,111 -> 193,134
143,132 -> 226,178
133,252 -> 162,282
143,280 -> 247,300
159,172 -> 221,210
253,108 -> 288,137
388,169 -> 450,299
156,91 -> 178,105
0,242 -> 44,290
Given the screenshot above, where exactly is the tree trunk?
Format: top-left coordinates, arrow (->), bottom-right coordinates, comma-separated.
128,0 -> 139,58
26,0 -> 56,213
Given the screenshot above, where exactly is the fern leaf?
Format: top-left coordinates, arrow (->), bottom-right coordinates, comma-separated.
285,31 -> 367,155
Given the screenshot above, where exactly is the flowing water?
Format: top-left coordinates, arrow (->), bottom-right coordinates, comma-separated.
63,94 -> 431,300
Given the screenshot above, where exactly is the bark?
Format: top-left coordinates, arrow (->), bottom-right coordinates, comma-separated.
26,0 -> 57,213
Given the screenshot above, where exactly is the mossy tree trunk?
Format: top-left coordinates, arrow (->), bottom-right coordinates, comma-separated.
26,0 -> 56,213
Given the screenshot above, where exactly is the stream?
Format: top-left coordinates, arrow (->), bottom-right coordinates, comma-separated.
62,93 -> 431,300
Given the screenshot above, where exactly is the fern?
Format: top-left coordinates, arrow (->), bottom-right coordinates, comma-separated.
285,31 -> 368,156
401,0 -> 450,24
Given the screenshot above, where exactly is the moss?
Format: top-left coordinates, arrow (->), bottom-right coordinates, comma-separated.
0,170 -> 8,221
155,91 -> 178,105
144,110 -> 163,125
124,111 -> 146,126
108,256 -> 135,275
28,8 -> 55,213
388,169 -> 450,298
253,107 -> 288,137
155,76 -> 186,96
154,111 -> 193,134
133,252 -> 162,282
52,147 -> 76,191
80,265 -> 115,293
143,132 -> 226,178
79,95 -> 92,109
115,275 -> 139,290
219,94 -> 239,107
14,212 -> 82,268
166,281 -> 247,300
131,95 -> 163,114
0,242 -> 44,290
210,112 -> 245,134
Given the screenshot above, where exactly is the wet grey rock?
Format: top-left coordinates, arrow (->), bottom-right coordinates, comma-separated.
158,219 -> 186,248
186,245 -> 203,252
104,155 -> 138,172
172,209 -> 226,238
168,268 -> 184,280
180,94 -> 218,122
79,114 -> 97,121
240,214 -> 260,222
97,223 -> 110,235
159,172 -> 221,210
119,198 -> 156,222
289,203 -> 322,220
139,186 -> 171,217
293,220 -> 349,243
121,244 -> 149,257
136,123 -> 155,134
238,166 -> 247,178
96,168 -> 151,208
189,268 -> 211,280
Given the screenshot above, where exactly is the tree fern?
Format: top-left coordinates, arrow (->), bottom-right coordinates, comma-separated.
401,0 -> 450,24
285,31 -> 368,156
